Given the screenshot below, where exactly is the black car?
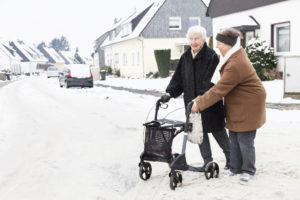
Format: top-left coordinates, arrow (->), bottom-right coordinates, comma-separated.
59,64 -> 93,88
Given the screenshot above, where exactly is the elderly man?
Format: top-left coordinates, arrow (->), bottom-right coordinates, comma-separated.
161,25 -> 230,170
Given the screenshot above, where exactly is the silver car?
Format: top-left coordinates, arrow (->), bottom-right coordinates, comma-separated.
47,66 -> 59,78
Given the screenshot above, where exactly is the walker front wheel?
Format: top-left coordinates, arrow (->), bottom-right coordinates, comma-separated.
139,162 -> 152,180
169,171 -> 182,190
204,161 -> 219,179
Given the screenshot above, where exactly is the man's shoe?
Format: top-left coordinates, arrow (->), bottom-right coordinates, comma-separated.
240,173 -> 253,182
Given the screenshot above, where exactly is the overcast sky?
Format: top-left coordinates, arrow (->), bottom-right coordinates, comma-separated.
0,0 -> 210,56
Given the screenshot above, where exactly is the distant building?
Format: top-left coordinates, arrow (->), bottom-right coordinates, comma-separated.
0,40 -> 22,74
10,41 -> 48,74
38,46 -> 65,70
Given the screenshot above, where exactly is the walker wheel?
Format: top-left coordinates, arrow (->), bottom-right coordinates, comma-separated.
169,171 -> 182,190
139,162 -> 152,180
204,161 -> 219,179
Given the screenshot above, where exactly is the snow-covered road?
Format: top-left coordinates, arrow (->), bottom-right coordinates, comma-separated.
1,76 -> 300,200
0,76 -> 165,199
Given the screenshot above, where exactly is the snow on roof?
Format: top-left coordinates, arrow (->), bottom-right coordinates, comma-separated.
101,0 -> 165,48
59,51 -> 75,64
12,41 -> 48,62
43,47 -> 65,63
0,40 -> 22,60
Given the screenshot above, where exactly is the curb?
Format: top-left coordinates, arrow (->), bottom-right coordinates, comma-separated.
95,83 -> 300,110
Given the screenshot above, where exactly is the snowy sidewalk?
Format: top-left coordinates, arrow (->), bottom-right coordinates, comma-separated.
95,77 -> 300,110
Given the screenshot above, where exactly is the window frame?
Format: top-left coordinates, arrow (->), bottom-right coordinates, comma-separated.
271,22 -> 290,55
169,17 -> 181,30
189,17 -> 201,27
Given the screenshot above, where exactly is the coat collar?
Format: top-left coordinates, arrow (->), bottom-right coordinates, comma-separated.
186,42 -> 208,60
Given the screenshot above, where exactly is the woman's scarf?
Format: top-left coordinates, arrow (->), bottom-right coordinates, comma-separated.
211,37 -> 241,84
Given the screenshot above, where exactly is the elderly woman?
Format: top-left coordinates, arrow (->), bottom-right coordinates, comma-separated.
161,25 -> 230,171
191,28 -> 266,182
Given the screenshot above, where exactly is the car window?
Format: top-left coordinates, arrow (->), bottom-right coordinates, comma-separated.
48,67 -> 58,71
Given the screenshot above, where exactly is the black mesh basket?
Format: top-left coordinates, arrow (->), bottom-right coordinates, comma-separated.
144,121 -> 175,160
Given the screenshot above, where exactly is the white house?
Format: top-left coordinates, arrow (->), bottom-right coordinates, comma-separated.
10,41 -> 48,74
207,0 -> 299,72
38,46 -> 65,70
0,40 -> 22,74
98,0 -> 212,77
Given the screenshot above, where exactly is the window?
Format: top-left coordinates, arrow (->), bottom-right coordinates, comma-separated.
189,17 -> 200,27
122,23 -> 132,36
136,52 -> 140,66
131,52 -> 135,66
109,31 -> 115,41
169,17 -> 181,30
123,53 -> 127,65
273,22 -> 290,53
114,53 -> 119,65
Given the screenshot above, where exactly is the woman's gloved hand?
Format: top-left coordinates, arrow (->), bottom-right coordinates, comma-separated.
161,93 -> 171,103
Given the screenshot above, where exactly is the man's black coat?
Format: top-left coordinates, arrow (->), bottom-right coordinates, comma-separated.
166,42 -> 225,133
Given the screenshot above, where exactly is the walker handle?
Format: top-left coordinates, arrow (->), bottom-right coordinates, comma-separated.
154,99 -> 162,120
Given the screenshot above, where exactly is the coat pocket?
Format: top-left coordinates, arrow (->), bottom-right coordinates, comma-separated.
226,104 -> 245,123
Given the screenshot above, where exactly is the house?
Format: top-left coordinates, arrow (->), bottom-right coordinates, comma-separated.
93,31 -> 109,67
0,40 -> 22,74
38,46 -> 65,70
97,0 -> 212,77
10,41 -> 49,74
206,0 -> 300,72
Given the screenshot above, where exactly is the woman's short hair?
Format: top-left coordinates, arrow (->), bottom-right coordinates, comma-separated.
186,25 -> 207,40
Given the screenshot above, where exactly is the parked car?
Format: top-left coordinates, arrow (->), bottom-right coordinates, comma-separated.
59,64 -> 93,88
47,66 -> 59,78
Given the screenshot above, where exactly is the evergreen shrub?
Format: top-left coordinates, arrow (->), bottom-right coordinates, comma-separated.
245,37 -> 279,81
154,49 -> 171,78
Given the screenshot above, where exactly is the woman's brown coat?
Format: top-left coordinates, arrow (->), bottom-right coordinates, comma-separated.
195,48 -> 266,132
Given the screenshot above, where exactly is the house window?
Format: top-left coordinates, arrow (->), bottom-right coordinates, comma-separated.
136,52 -> 140,66
114,53 -> 119,65
169,17 -> 181,30
131,52 -> 135,66
109,31 -> 116,41
273,22 -> 290,53
122,23 -> 132,36
123,53 -> 127,65
189,17 -> 200,27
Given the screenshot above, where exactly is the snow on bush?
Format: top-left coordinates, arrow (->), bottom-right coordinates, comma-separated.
245,37 -> 279,81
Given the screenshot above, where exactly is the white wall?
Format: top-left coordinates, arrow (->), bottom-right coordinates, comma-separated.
103,37 -> 187,77
143,37 -> 186,76
212,0 -> 300,71
0,49 -> 10,71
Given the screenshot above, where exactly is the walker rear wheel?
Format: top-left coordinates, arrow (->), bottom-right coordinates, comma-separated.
139,162 -> 152,180
204,161 -> 219,179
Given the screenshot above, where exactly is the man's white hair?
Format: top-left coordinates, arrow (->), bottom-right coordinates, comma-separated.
186,25 -> 207,40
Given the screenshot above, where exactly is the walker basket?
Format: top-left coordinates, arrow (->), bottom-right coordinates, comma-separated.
143,121 -> 175,160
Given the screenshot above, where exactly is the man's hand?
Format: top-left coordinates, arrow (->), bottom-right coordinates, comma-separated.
161,93 -> 171,103
191,101 -> 200,113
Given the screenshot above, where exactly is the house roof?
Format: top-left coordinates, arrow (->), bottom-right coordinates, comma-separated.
101,0 -> 165,48
0,40 -> 22,60
41,46 -> 65,63
10,41 -> 48,62
207,0 -> 287,18
57,50 -> 75,64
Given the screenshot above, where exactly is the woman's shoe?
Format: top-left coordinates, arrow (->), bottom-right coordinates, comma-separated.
240,173 -> 253,182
